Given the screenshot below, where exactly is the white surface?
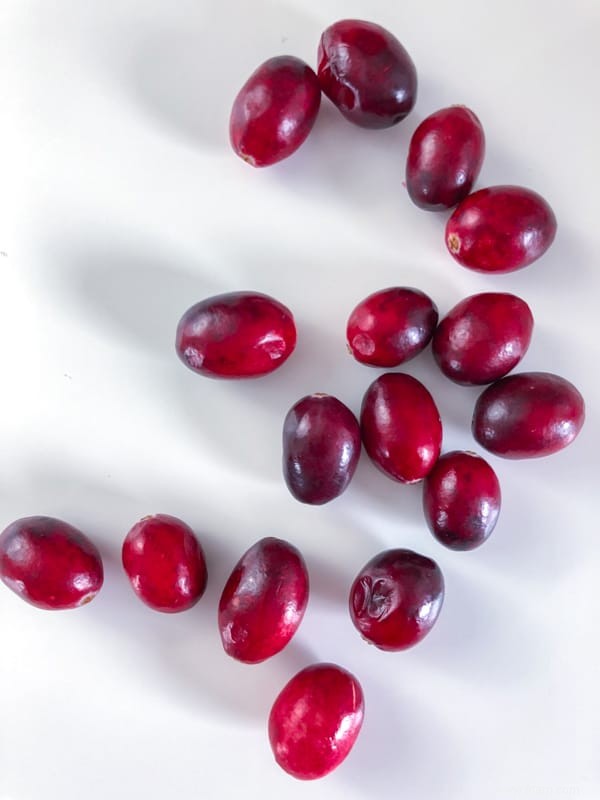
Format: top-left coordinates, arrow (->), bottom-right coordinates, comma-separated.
1,1 -> 599,798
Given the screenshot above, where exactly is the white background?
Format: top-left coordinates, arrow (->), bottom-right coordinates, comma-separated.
1,1 -> 599,798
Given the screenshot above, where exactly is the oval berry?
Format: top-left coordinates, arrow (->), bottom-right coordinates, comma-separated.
349,549 -> 444,650
445,185 -> 557,273
0,516 -> 103,610
175,291 -> 296,379
406,105 -> 485,210
229,56 -> 321,167
318,19 -> 417,129
218,537 -> 308,664
269,663 -> 364,780
472,372 -> 585,458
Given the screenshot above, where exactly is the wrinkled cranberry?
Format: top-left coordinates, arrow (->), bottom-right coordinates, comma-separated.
318,19 -> 417,128
0,516 -> 103,610
269,662 -> 364,779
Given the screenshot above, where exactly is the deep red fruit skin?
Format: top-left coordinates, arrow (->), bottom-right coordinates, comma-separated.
283,394 -> 361,505
347,287 -> 438,367
317,19 -> 417,129
433,292 -> 534,385
229,56 -> 321,167
360,373 -> 442,483
218,537 -> 308,664
423,451 -> 501,551
406,105 -> 485,210
269,663 -> 364,780
175,291 -> 296,379
122,514 -> 207,613
445,185 -> 557,272
0,516 -> 103,610
349,549 -> 444,650
472,372 -> 585,458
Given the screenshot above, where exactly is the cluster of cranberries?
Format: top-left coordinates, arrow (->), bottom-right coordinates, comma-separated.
0,18 -> 586,784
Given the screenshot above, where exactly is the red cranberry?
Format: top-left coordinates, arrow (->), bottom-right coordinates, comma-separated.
0,516 -> 103,610
175,291 -> 296,379
269,663 -> 364,779
283,394 -> 361,505
218,537 -> 308,664
446,185 -> 557,273
433,292 -> 534,385
406,105 -> 485,210
229,56 -> 321,167
317,19 -> 417,129
423,451 -> 501,550
472,372 -> 585,459
349,549 -> 444,650
347,287 -> 438,367
360,373 -> 442,483
122,514 -> 207,613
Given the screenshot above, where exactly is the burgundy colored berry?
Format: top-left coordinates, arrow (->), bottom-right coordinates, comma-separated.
445,185 -> 557,273
218,537 -> 308,664
423,451 -> 501,551
349,549 -> 444,650
406,105 -> 485,210
175,291 -> 296,379
269,663 -> 364,780
318,19 -> 417,129
229,56 -> 321,167
0,516 -> 103,610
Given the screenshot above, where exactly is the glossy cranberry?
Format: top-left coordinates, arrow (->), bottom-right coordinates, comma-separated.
349,549 -> 444,650
0,516 -> 103,610
446,185 -> 557,273
229,56 -> 321,167
361,373 -> 442,483
423,451 -> 501,551
269,663 -> 364,779
406,105 -> 485,210
218,537 -> 308,664
318,19 -> 417,129
433,292 -> 534,385
175,291 -> 296,379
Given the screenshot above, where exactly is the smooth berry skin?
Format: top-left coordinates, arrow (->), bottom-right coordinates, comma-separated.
269,663 -> 364,780
175,291 -> 296,379
122,514 -> 207,613
0,516 -> 103,610
218,537 -> 308,664
446,185 -> 557,273
423,451 -> 501,551
361,373 -> 442,483
350,549 -> 444,651
473,372 -> 585,459
229,56 -> 321,167
347,287 -> 438,367
406,105 -> 485,210
433,292 -> 534,385
318,19 -> 417,129
283,394 -> 361,505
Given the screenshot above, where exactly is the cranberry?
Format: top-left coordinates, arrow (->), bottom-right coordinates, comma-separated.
432,292 -> 534,385
423,451 -> 501,550
346,287 -> 438,367
175,291 -> 296,379
472,372 -> 585,459
229,56 -> 321,167
445,185 -> 557,273
218,537 -> 308,664
360,373 -> 442,483
317,19 -> 417,128
269,663 -> 364,779
0,516 -> 103,610
349,549 -> 444,650
406,105 -> 485,210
